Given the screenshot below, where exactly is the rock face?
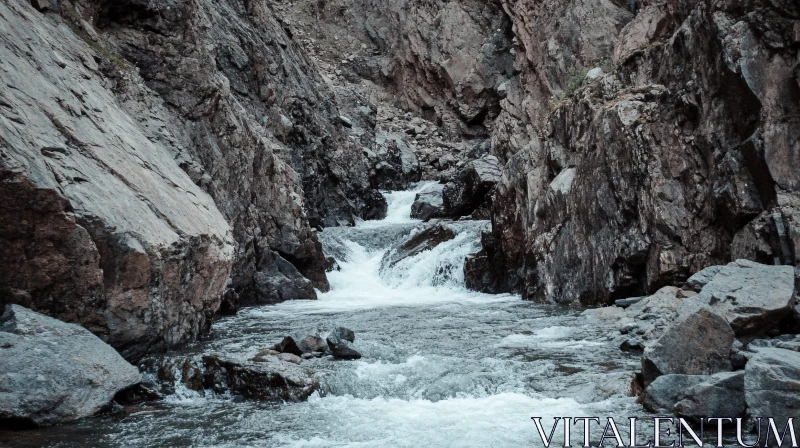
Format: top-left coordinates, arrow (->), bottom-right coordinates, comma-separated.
0,0 -> 387,358
474,0 -> 800,304
0,305 -> 141,427
745,347 -> 800,426
641,308 -> 734,385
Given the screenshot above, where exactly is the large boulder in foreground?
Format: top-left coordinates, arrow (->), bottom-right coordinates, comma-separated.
642,308 -> 734,385
694,260 -> 795,336
745,347 -> 800,427
443,155 -> 502,218
411,184 -> 447,221
643,372 -> 745,420
0,305 -> 141,427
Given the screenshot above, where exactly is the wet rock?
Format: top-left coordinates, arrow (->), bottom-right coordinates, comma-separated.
643,372 -> 746,420
410,184 -> 446,221
443,155 -> 502,217
641,308 -> 734,385
252,252 -> 318,305
332,327 -> 356,343
271,336 -> 304,357
326,335 -> 362,360
614,296 -> 646,309
380,223 -> 456,271
202,354 -> 318,401
745,347 -> 800,427
298,335 -> 328,354
278,353 -> 303,365
371,132 -> 421,190
0,305 -> 141,427
697,260 -> 795,336
620,338 -> 644,353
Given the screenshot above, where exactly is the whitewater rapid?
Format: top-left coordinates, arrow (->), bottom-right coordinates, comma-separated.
10,184 -> 646,448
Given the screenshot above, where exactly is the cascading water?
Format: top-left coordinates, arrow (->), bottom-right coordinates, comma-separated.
10,185 -> 649,448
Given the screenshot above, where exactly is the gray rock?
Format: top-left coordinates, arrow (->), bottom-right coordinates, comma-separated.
0,305 -> 141,427
332,327 -> 356,343
380,223 -> 456,272
614,296 -> 646,308
642,308 -> 734,385
411,184 -> 447,221
699,260 -> 795,336
298,335 -> 328,354
253,251 -> 318,304
443,155 -> 503,217
326,335 -> 362,360
685,265 -> 724,291
202,354 -> 318,402
643,372 -> 746,420
745,347 -> 800,427
271,336 -> 304,357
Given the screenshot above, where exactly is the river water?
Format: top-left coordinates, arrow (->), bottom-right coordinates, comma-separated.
4,184 -> 646,448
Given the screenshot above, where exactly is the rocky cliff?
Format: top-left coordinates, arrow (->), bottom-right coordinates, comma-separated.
0,0 -> 386,360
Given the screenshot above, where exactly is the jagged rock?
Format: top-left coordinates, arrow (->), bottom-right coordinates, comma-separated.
685,266 -> 724,291
643,372 -> 746,420
202,354 -> 318,402
410,184 -> 446,221
745,347 -> 800,428
641,308 -> 734,385
443,155 -> 502,217
298,335 -> 328,354
614,297 -> 646,309
380,223 -> 456,271
271,336 -> 304,357
0,305 -> 141,427
695,260 -> 795,336
326,334 -> 362,360
252,252 -> 318,305
372,132 -> 421,190
156,357 -> 205,392
332,327 -> 356,343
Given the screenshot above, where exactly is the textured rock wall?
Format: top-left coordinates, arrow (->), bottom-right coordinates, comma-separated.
481,0 -> 800,304
0,0 -> 385,359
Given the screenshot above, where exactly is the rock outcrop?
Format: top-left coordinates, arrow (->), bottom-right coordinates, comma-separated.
0,0 -> 388,359
745,347 -> 800,427
0,305 -> 141,427
411,184 -> 446,222
202,354 -> 318,402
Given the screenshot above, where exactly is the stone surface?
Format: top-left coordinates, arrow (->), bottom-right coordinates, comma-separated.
697,260 -> 796,336
332,327 -> 356,344
380,223 -> 456,271
745,347 -> 800,427
271,337 -> 304,357
326,335 -> 362,360
0,305 -> 141,427
643,372 -> 746,420
443,155 -> 503,218
298,335 -> 328,355
202,354 -> 318,402
411,184 -> 446,221
641,308 -> 734,385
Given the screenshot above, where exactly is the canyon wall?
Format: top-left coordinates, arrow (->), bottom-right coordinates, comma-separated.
0,0 -> 385,360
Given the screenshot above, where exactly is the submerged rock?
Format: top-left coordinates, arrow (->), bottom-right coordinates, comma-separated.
0,305 -> 141,427
380,223 -> 456,271
298,335 -> 328,354
202,355 -> 318,402
271,336 -> 304,357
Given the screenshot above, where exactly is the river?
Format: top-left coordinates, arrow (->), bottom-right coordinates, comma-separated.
4,184 -> 646,447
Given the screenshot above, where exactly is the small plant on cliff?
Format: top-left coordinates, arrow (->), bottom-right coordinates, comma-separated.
562,67 -> 588,98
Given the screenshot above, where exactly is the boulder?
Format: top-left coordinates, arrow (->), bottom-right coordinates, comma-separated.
641,308 -> 734,385
685,265 -> 724,291
443,155 -> 502,217
745,347 -> 800,427
271,336 -> 304,357
332,327 -> 356,343
202,354 -> 318,402
410,183 -> 447,221
252,251 -> 318,304
0,305 -> 141,427
643,372 -> 746,420
298,335 -> 328,354
326,335 -> 362,360
380,223 -> 456,271
372,132 -> 421,190
698,260 -> 795,336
